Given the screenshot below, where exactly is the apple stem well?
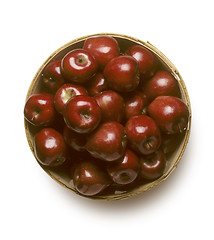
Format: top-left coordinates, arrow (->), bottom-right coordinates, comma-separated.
62,89 -> 74,101
119,172 -> 131,182
76,55 -> 87,66
80,110 -> 91,121
32,108 -> 41,119
144,141 -> 153,151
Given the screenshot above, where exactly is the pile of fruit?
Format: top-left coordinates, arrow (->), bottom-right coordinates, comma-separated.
24,35 -> 190,197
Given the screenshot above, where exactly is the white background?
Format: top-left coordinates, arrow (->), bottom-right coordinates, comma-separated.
1,0 -> 213,239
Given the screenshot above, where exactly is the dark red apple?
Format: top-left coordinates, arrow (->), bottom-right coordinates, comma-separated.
63,95 -> 101,134
41,59 -> 65,93
54,83 -> 88,114
94,90 -> 125,122
148,96 -> 189,134
161,132 -> 185,154
73,160 -> 111,196
125,115 -> 161,155
63,125 -> 87,152
83,36 -> 119,69
125,44 -> 157,79
86,121 -> 127,162
34,128 -> 67,167
24,93 -> 56,126
61,49 -> 97,83
107,149 -> 140,185
104,55 -> 140,92
125,91 -> 148,120
140,150 -> 166,180
144,70 -> 181,101
87,73 -> 108,96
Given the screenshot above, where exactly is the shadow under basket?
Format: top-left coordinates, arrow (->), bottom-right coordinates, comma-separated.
24,33 -> 192,201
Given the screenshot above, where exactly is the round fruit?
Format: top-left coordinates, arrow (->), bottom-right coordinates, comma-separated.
144,70 -> 181,101
64,95 -> 101,134
41,59 -> 65,93
54,83 -> 88,114
63,125 -> 87,152
125,44 -> 157,78
140,150 -> 166,180
24,93 -> 56,126
87,73 -> 108,96
125,115 -> 161,155
83,36 -> 119,68
104,55 -> 140,92
95,90 -> 125,122
61,49 -> 97,83
86,121 -> 127,162
73,160 -> 110,196
148,96 -> 189,134
161,133 -> 185,154
34,128 -> 67,167
125,91 -> 148,120
107,149 -> 140,185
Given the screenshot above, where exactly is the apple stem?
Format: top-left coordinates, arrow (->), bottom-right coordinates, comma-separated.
144,141 -> 153,151
141,107 -> 147,115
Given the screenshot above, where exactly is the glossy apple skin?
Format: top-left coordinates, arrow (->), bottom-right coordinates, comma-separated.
144,70 -> 181,101
104,55 -> 140,92
86,121 -> 127,162
125,115 -> 161,155
140,150 -> 166,180
148,96 -> 189,134
54,83 -> 88,114
24,93 -> 56,126
87,73 -> 108,96
73,160 -> 111,196
63,125 -> 87,152
41,59 -> 65,93
125,44 -> 157,79
64,95 -> 101,134
34,128 -> 67,167
83,36 -> 119,69
161,133 -> 185,154
125,91 -> 148,120
61,49 -> 97,83
107,149 -> 140,185
95,90 -> 125,122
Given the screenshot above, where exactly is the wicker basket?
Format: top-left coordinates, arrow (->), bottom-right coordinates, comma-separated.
24,33 -> 191,200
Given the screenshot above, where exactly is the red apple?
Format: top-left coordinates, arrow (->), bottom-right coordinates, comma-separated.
54,83 -> 88,114
125,115 -> 161,155
83,36 -> 119,69
41,59 -> 65,93
125,44 -> 157,79
161,132 -> 185,154
86,121 -> 127,162
148,96 -> 189,134
107,149 -> 140,185
104,55 -> 140,92
140,150 -> 166,180
63,95 -> 101,134
61,49 -> 97,83
144,70 -> 181,101
125,91 -> 148,120
87,73 -> 108,96
24,93 -> 56,126
94,90 -> 125,122
34,128 -> 67,167
63,125 -> 87,152
73,160 -> 111,196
